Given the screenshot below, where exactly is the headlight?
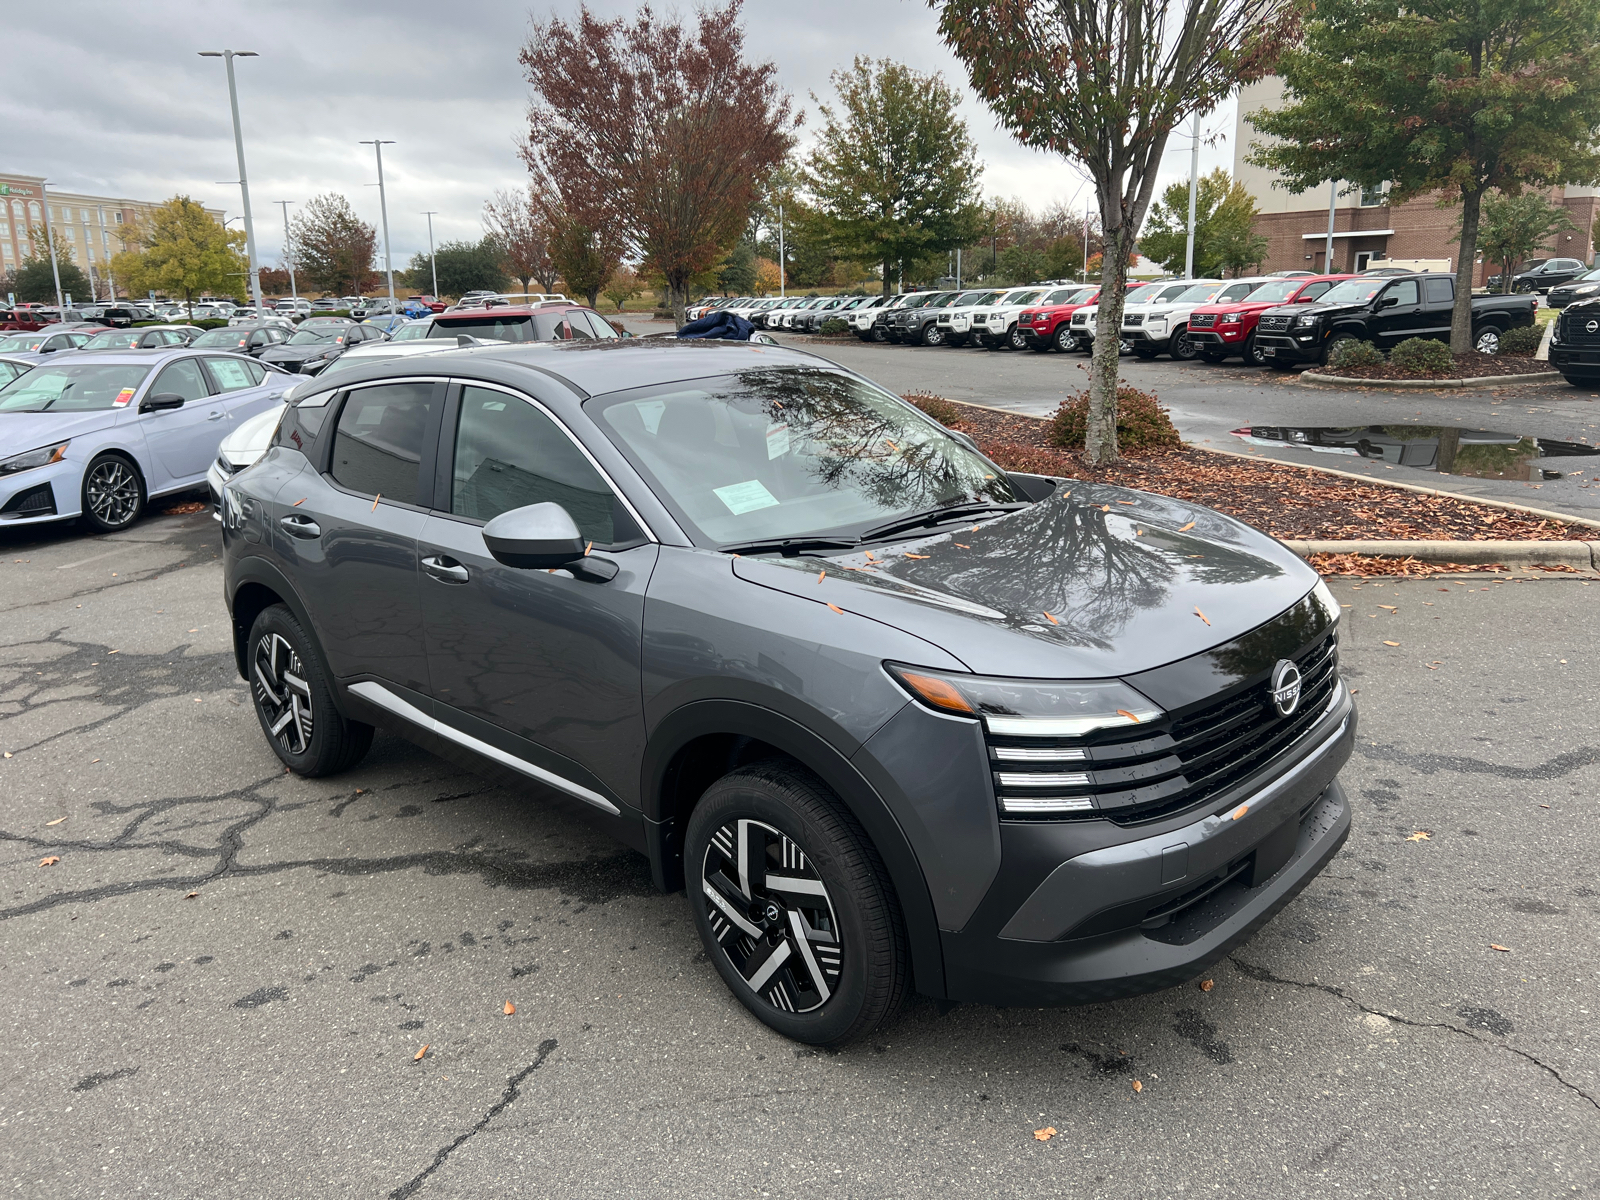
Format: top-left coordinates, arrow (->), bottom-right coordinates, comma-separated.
0,440 -> 70,475
886,662 -> 1162,737
1576,284 -> 1599,295
1550,319 -> 1562,344
1220,313 -> 1241,324
1297,313 -> 1320,327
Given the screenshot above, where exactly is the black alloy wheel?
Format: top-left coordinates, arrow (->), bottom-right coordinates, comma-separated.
1244,331 -> 1267,367
247,605 -> 373,776
79,454 -> 145,533
1007,324 -> 1028,351
921,321 -> 945,347
1473,325 -> 1502,355
1053,325 -> 1078,352
1321,332 -> 1357,367
1169,328 -> 1200,360
869,324 -> 889,342
687,761 -> 907,1046
1120,338 -> 1137,354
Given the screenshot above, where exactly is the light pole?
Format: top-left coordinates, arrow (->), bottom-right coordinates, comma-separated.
198,50 -> 263,313
777,204 -> 785,297
420,210 -> 438,297
38,180 -> 64,307
275,200 -> 297,301
1325,179 -> 1338,273
361,139 -> 397,312
1184,111 -> 1200,279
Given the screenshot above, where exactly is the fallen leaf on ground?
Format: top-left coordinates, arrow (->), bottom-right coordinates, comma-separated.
1199,979 -> 1214,992
905,553 -> 930,560
414,1044 -> 429,1061
184,891 -> 199,899
3,752 -> 11,759
954,543 -> 969,549
1132,1080 -> 1143,1094
503,1001 -> 515,1016
1033,1127 -> 1057,1142
1382,641 -> 1400,647
1194,607 -> 1210,626
1406,831 -> 1431,841
45,817 -> 67,826
1490,944 -> 1512,953
1117,500 -> 1136,505
38,856 -> 59,867
1377,605 -> 1397,611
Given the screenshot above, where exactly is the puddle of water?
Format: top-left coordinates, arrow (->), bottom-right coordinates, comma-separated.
1230,425 -> 1600,481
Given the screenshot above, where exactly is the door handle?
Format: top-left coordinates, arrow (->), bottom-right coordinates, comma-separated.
422,555 -> 470,584
207,410 -> 225,420
279,514 -> 321,539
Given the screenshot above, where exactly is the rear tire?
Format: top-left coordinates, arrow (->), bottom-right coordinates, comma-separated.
685,760 -> 907,1047
247,604 -> 373,776
1473,325 -> 1502,355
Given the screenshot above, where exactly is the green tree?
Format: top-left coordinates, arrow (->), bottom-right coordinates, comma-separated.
13,225 -> 92,303
938,0 -> 1295,465
718,238 -> 757,294
804,58 -> 985,297
406,238 -> 508,298
288,194 -> 377,296
997,243 -> 1047,284
1138,169 -> 1264,277
110,196 -> 247,314
1249,0 -> 1600,352
1472,191 -> 1578,292
602,265 -> 642,311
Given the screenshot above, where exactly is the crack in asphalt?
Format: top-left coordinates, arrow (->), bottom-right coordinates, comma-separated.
1230,956 -> 1600,1114
1354,740 -> 1600,781
389,1038 -> 558,1200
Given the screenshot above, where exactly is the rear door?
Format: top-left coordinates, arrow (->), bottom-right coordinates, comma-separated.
140,356 -> 225,484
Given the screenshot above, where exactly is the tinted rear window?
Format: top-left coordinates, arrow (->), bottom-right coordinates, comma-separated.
437,315 -> 534,343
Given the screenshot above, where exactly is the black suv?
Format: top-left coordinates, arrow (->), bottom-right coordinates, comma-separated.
221,340 -> 1355,1045
1487,257 -> 1589,294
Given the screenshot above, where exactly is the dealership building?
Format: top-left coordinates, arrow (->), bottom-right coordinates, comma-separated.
0,171 -> 225,297
1234,79 -> 1599,280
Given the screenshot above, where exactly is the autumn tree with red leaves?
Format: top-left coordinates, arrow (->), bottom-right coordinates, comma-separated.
519,1 -> 797,326
483,186 -> 560,295
935,0 -> 1296,465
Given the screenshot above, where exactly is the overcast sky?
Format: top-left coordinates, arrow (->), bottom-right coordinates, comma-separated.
4,0 -> 1238,269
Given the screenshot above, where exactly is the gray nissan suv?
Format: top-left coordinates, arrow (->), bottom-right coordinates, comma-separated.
220,338 -> 1355,1045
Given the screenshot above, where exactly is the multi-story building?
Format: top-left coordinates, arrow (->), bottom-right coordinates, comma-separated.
1233,78 -> 1599,281
0,171 -> 225,298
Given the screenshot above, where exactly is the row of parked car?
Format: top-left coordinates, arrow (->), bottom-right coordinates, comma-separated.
693,270 -> 1538,369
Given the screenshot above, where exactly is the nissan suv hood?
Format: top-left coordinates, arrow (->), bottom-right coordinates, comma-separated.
730,483 -> 1318,678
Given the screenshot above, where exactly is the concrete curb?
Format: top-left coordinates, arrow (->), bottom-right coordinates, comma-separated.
1299,369 -> 1562,389
1281,539 -> 1600,569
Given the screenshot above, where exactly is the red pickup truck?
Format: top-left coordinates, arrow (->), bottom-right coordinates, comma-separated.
1185,275 -> 1354,366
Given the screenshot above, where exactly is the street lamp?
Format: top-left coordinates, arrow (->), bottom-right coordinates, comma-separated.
419,210 -> 438,298
360,139 -> 397,313
275,200 -> 297,302
38,180 -> 64,308
198,50 -> 264,313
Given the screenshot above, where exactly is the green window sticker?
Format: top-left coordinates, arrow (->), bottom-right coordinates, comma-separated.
713,479 -> 780,515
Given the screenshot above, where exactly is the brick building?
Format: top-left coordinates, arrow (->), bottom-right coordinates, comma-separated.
1234,78 -> 1599,282
0,171 -> 225,299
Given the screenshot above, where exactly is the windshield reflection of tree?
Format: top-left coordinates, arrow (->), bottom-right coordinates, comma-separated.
710,368 -> 1015,512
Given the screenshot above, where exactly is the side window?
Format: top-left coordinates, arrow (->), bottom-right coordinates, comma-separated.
450,385 -> 625,545
1300,282 -> 1332,300
151,358 -> 211,402
1386,280 -> 1420,306
163,330 -> 188,345
577,310 -> 618,340
1424,277 -> 1454,304
205,356 -> 259,393
330,382 -> 438,505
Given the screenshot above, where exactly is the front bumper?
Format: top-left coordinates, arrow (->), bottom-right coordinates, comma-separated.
1123,328 -> 1170,349
1189,326 -> 1247,347
0,457 -> 79,525
1254,331 -> 1322,364
1550,345 -> 1600,375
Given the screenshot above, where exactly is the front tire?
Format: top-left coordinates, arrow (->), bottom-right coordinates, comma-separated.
1007,324 -> 1028,351
686,761 -> 907,1046
79,453 -> 145,533
1169,328 -> 1199,360
1053,325 -> 1079,352
1243,331 -> 1267,367
247,604 -> 373,776
921,322 -> 945,347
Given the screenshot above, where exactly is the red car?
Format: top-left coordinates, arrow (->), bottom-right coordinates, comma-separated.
1186,274 -> 1355,366
429,303 -> 625,343
1017,281 -> 1157,353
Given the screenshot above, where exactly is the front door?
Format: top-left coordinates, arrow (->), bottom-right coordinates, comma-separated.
418,382 -> 656,807
273,379 -> 442,693
1369,278 -> 1427,347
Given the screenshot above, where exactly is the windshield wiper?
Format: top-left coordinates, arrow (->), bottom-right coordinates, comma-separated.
719,536 -> 861,556
858,502 -> 1028,543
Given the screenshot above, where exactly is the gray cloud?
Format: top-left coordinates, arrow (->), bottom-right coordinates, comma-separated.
6,1 -> 1237,269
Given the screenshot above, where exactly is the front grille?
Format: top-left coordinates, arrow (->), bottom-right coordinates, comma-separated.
973,314 -> 988,324
1124,314 -> 1143,326
1072,312 -> 1088,325
1258,314 -> 1293,333
1190,313 -> 1216,328
1560,313 -> 1600,345
988,631 -> 1340,825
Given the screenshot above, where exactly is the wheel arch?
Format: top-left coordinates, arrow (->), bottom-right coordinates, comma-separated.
641,699 -> 946,998
228,556 -> 349,718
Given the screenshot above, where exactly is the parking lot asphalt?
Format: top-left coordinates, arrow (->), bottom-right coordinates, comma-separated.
3,509 -> 1598,1198
633,315 -> 1600,523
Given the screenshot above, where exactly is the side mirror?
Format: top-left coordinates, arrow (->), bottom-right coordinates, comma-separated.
482,502 -> 586,569
140,392 -> 186,413
1378,295 -> 1399,309
1293,294 -> 1315,303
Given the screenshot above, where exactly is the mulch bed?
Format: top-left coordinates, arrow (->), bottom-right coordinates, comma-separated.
908,394 -> 1592,558
1315,351 -> 1551,381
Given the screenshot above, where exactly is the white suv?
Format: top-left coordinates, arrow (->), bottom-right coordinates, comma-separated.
969,287 -> 1049,350
1127,279 -> 1269,360
850,293 -> 921,341
1072,280 -> 1192,350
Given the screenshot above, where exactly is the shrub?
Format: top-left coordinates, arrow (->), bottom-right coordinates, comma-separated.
818,317 -> 850,337
903,391 -> 968,428
1498,324 -> 1543,356
1047,385 -> 1182,454
1327,338 -> 1385,369
1389,336 -> 1455,375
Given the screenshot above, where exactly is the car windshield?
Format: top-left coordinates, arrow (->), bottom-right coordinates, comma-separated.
0,364 -> 153,413
589,367 -> 1017,547
391,322 -> 438,340
1242,280 -> 1300,304
1175,284 -> 1222,303
287,329 -> 340,345
192,329 -> 253,348
83,331 -> 145,349
317,350 -> 414,376
1318,279 -> 1386,304
1573,268 -> 1600,283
